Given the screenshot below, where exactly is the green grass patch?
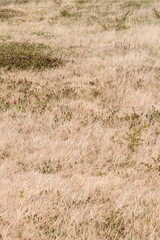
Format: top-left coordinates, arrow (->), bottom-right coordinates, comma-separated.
132,14 -> 153,25
121,1 -> 141,9
0,8 -> 23,21
0,35 -> 11,42
0,0 -> 37,7
0,42 -> 63,70
60,8 -> 82,20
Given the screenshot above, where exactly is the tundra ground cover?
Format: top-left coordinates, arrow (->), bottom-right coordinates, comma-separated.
0,0 -> 160,239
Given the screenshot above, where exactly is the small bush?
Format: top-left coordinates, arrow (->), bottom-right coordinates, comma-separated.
0,42 -> 63,70
60,9 -> 70,17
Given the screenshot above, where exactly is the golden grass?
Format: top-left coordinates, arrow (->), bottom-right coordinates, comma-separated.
0,0 -> 160,239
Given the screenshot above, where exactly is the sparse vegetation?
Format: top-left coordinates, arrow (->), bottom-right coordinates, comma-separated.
0,0 -> 160,239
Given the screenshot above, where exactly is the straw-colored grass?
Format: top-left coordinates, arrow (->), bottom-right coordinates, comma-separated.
0,0 -> 160,239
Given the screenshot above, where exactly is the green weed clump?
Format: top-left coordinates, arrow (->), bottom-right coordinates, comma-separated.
40,160 -> 62,174
115,10 -> 130,30
0,8 -> 22,21
97,10 -> 130,31
124,127 -> 144,152
0,42 -> 63,70
60,9 -> 70,17
153,8 -> 160,19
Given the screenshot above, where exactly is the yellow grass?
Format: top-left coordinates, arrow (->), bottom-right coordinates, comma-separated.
0,0 -> 160,239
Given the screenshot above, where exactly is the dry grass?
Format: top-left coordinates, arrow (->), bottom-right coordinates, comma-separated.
0,0 -> 160,239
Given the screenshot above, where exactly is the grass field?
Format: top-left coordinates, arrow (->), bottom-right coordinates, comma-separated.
0,0 -> 160,239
